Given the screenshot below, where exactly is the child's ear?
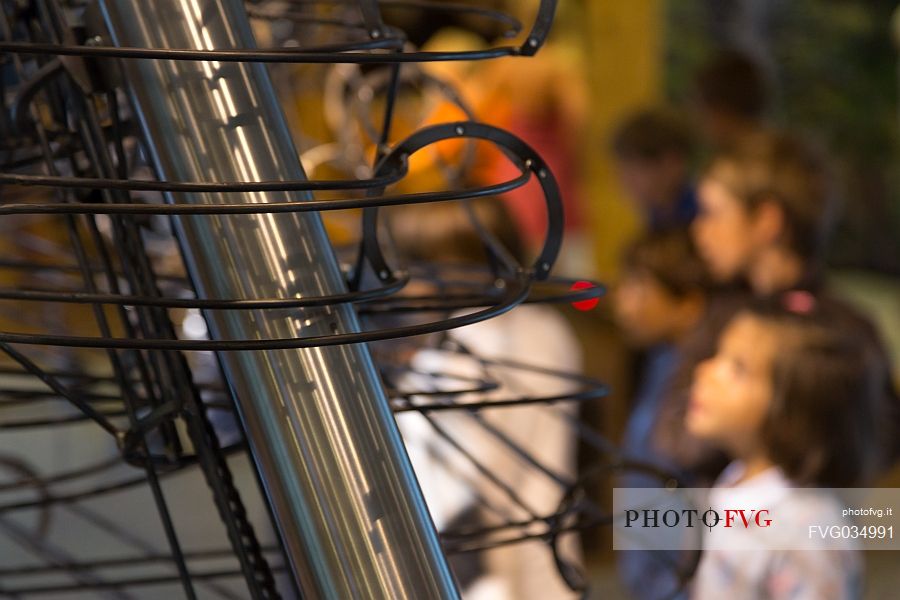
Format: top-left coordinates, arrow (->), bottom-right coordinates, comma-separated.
753,197 -> 786,245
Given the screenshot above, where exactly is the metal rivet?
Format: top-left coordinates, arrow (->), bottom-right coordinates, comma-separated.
538,168 -> 547,179
528,37 -> 539,48
371,29 -> 382,39
379,270 -> 389,279
455,125 -> 465,136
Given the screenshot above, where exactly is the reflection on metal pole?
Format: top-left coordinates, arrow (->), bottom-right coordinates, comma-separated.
97,1 -> 459,598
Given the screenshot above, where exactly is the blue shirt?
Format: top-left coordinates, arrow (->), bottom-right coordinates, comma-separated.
618,345 -> 690,600
620,345 -> 683,486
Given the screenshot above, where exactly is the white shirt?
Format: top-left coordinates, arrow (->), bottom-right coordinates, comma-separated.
691,461 -> 862,600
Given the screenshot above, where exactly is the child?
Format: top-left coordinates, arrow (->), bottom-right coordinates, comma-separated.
691,131 -> 833,296
687,295 -> 886,599
614,228 -> 728,600
611,109 -> 698,231
614,228 -> 712,485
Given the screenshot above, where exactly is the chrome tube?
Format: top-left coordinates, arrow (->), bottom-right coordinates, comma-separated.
96,1 -> 458,598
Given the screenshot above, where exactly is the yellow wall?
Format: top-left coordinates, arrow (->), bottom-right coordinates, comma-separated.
582,1 -> 663,281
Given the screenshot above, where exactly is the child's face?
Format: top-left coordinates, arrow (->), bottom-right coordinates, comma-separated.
613,271 -> 684,346
692,169 -> 758,283
686,314 -> 776,454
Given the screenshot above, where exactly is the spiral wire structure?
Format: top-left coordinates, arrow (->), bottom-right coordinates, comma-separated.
0,0 -> 694,597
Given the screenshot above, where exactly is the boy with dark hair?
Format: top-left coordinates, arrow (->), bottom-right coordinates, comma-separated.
611,108 -> 698,231
614,228 -> 724,600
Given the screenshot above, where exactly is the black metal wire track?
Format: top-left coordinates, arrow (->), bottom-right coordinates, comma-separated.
249,0 -> 522,40
0,0 -> 555,62
0,116 -> 591,349
0,168 -> 523,208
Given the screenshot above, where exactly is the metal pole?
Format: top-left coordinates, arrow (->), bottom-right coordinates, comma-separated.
96,1 -> 459,598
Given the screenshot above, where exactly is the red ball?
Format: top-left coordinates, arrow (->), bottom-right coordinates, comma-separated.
569,280 -> 599,311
